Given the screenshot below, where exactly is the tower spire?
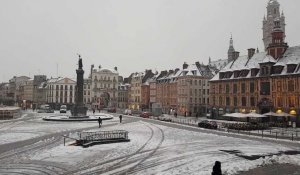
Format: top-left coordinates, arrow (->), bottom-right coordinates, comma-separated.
227,34 -> 235,62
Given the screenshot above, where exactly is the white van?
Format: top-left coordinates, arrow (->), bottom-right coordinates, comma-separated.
124,109 -> 132,115
60,105 -> 67,113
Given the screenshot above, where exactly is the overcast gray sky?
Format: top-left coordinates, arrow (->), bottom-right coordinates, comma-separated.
0,0 -> 299,82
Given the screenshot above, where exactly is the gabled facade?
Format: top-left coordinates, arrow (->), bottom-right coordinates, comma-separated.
129,70 -> 154,110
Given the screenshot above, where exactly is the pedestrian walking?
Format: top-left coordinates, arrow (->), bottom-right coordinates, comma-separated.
98,117 -> 102,128
119,115 -> 123,123
92,108 -> 95,114
211,161 -> 222,175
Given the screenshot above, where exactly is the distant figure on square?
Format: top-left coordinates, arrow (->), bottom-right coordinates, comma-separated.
119,115 -> 123,123
98,117 -> 102,128
212,161 -> 222,175
92,108 -> 95,114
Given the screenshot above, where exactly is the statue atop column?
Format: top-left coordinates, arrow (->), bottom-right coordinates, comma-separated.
71,54 -> 87,118
78,54 -> 83,69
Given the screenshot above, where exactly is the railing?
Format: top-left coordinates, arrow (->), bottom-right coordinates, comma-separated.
63,130 -> 129,146
81,130 -> 129,141
150,116 -> 300,141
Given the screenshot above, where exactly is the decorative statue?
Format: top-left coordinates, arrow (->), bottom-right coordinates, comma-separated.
78,54 -> 83,69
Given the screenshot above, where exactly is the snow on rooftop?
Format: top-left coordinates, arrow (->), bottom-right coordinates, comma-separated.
211,45 -> 300,81
262,55 -> 277,63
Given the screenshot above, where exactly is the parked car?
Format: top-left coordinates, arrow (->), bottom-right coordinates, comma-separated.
198,120 -> 218,129
158,115 -> 172,122
124,109 -> 132,115
60,105 -> 67,113
140,112 -> 150,118
37,104 -> 54,113
108,107 -> 116,113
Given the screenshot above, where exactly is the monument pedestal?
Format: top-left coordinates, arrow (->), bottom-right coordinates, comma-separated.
71,105 -> 88,118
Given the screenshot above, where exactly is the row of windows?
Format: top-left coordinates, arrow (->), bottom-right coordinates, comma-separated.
218,82 -> 256,94
48,97 -> 73,104
178,97 -> 209,104
118,97 -> 128,102
48,91 -> 73,97
83,91 -> 90,95
94,83 -> 117,89
214,96 -> 256,107
216,80 -> 296,95
178,79 -> 208,86
178,88 -> 209,95
49,85 -> 74,90
93,76 -> 117,81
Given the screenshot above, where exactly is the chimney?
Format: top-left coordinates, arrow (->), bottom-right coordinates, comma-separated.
233,51 -> 240,60
248,48 -> 255,59
195,61 -> 201,67
90,64 -> 94,78
168,69 -> 174,74
114,67 -> 118,71
183,62 -> 188,69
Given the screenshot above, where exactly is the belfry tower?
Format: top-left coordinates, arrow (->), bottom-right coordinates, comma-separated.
262,0 -> 285,50
227,35 -> 235,63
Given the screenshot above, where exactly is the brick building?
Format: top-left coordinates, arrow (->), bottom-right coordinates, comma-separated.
209,0 -> 300,125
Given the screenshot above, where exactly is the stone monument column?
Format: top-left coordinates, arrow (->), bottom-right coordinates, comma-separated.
71,55 -> 87,117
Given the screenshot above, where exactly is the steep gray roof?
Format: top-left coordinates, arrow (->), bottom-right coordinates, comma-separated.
211,45 -> 300,81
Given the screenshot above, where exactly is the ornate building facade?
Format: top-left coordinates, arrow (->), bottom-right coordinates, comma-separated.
91,67 -> 119,109
46,77 -> 76,109
210,0 -> 300,125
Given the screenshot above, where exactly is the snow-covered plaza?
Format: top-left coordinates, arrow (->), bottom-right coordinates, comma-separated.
0,112 -> 300,175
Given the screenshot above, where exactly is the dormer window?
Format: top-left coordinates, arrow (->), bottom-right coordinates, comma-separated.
251,69 -> 259,77
219,72 -> 225,79
260,66 -> 270,76
234,71 -> 240,78
273,65 -> 284,74
287,64 -> 297,73
240,70 -> 249,77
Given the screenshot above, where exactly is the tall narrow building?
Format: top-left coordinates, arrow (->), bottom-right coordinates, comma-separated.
263,0 -> 285,50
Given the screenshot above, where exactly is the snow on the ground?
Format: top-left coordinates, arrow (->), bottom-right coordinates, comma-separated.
26,121 -> 300,175
0,132 -> 40,144
0,112 -> 118,144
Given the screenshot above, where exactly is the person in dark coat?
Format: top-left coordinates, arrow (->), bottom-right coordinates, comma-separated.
98,117 -> 102,128
92,108 -> 95,114
119,115 -> 123,123
212,161 -> 222,175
